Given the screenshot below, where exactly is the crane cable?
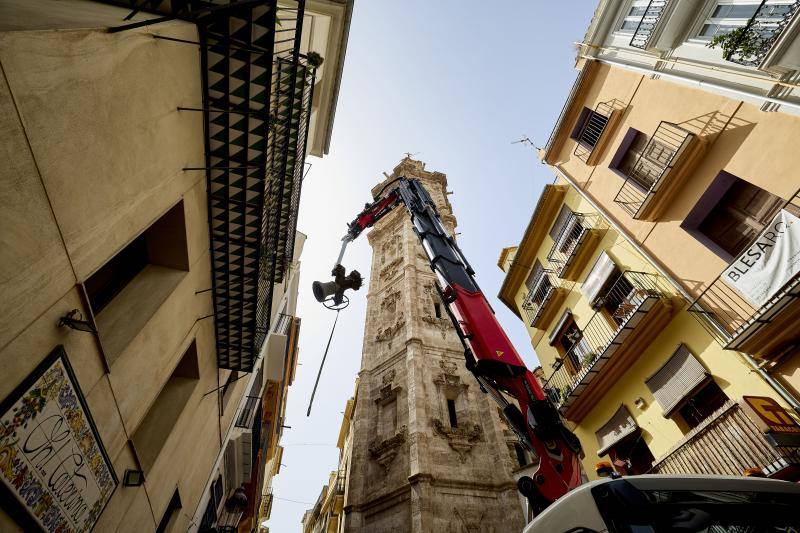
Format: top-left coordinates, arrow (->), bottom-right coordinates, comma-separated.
306,309 -> 340,416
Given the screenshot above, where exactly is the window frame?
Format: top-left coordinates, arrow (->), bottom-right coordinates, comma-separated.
614,0 -> 652,35
688,0 -> 796,43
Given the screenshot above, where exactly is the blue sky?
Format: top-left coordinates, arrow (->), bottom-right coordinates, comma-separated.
268,1 -> 597,529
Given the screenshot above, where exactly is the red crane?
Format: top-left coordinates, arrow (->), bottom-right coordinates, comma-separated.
312,177 -> 584,514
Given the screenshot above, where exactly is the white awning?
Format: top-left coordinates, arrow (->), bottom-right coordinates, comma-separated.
596,404 -> 639,456
582,251 -> 617,303
646,344 -> 710,416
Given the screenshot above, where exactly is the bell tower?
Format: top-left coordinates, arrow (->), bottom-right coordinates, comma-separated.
342,158 -> 524,532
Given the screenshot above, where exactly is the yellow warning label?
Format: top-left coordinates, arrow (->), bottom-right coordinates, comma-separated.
496,350 -> 504,357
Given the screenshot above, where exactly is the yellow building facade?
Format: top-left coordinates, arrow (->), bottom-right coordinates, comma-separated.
499,58 -> 800,481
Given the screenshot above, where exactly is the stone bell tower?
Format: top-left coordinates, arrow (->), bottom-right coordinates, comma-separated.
342,158 -> 524,532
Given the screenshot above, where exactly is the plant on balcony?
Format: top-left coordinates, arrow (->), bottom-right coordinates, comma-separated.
707,26 -> 762,63
560,387 -> 571,404
581,351 -> 598,367
306,51 -> 325,69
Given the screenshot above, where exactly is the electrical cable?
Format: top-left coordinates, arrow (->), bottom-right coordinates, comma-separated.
306,309 -> 340,416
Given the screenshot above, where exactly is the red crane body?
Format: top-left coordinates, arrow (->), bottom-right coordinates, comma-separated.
315,177 -> 584,514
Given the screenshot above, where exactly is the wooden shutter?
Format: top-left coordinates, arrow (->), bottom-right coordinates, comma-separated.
525,260 -> 544,291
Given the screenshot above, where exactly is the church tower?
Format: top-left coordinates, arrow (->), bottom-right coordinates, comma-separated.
342,158 -> 525,532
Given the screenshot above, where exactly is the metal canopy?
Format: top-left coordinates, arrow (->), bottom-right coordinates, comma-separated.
98,0 -> 315,372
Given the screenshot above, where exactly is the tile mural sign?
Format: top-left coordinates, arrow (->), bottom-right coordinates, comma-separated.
0,346 -> 117,531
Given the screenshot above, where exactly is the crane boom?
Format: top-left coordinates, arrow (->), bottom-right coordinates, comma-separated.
314,177 -> 584,515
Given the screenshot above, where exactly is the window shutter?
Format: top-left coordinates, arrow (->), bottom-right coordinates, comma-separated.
525,260 -> 544,291
645,344 -> 710,416
549,205 -> 574,241
582,252 -> 618,303
595,405 -> 638,456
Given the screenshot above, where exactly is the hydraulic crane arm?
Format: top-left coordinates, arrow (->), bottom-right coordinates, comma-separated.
313,177 -> 583,514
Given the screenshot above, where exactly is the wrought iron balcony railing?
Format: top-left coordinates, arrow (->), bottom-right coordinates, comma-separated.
722,0 -> 800,66
543,271 -> 667,410
650,400 -> 800,476
629,0 -> 670,50
574,101 -> 615,163
688,190 -> 800,358
547,212 -> 602,279
521,270 -> 563,328
235,395 -> 261,428
273,312 -> 293,335
613,122 -> 696,219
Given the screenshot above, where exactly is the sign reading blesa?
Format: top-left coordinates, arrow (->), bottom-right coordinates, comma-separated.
723,209 -> 800,308
0,346 -> 116,532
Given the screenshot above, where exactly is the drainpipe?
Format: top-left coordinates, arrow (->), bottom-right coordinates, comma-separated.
579,54 -> 800,113
550,164 -> 800,413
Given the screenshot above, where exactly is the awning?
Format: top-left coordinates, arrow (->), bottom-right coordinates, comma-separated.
596,404 -> 639,456
582,251 -> 617,303
646,344 -> 710,416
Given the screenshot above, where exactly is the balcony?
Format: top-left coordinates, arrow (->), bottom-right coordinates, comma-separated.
200,1 -> 315,372
651,400 -> 800,478
547,212 -> 603,280
722,1 -> 800,68
264,313 -> 296,382
689,193 -> 800,360
573,100 -> 625,165
543,271 -> 675,422
522,270 -> 568,330
613,122 -> 706,221
236,395 -> 261,428
629,1 -> 671,50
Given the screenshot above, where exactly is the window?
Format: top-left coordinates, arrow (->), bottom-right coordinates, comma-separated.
682,172 -> 783,260
570,107 -> 610,149
199,476 -> 222,532
85,201 -> 190,363
513,443 -> 528,468
607,435 -> 655,475
434,302 -> 442,319
156,488 -> 182,533
695,1 -> 794,41
132,341 -> 200,471
616,0 -> 650,34
610,129 -> 675,191
677,380 -> 729,429
525,261 -> 553,307
447,398 -> 458,428
551,312 -> 592,373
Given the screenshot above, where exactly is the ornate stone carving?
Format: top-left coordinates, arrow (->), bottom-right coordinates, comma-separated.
381,289 -> 401,313
379,257 -> 402,280
433,361 -> 468,392
422,315 -> 451,338
375,383 -> 400,406
440,360 -> 457,375
369,425 -> 407,472
374,314 -> 405,346
382,369 -> 396,386
454,507 -> 484,533
432,419 -> 483,463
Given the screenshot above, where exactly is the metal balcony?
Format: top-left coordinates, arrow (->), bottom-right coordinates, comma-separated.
688,191 -> 800,360
522,270 -> 567,330
547,212 -> 603,280
613,122 -> 704,220
543,271 -> 675,421
235,395 -> 261,428
651,400 -> 800,477
629,0 -> 671,50
722,1 -> 800,67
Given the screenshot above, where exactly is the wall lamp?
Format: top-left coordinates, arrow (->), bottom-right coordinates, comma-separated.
58,309 -> 97,333
123,469 -> 145,487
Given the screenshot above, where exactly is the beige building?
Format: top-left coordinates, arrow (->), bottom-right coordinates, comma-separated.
0,0 -> 351,531
300,381 -> 356,533
578,0 -> 800,113
498,37 -> 800,487
339,158 -> 524,532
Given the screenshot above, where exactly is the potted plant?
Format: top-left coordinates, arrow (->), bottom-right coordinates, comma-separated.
581,351 -> 597,367
306,51 -> 324,69
707,26 -> 763,63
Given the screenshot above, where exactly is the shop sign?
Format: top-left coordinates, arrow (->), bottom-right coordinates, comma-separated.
0,346 -> 117,532
741,395 -> 800,447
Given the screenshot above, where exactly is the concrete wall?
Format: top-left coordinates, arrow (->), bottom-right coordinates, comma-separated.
0,16 -> 246,531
